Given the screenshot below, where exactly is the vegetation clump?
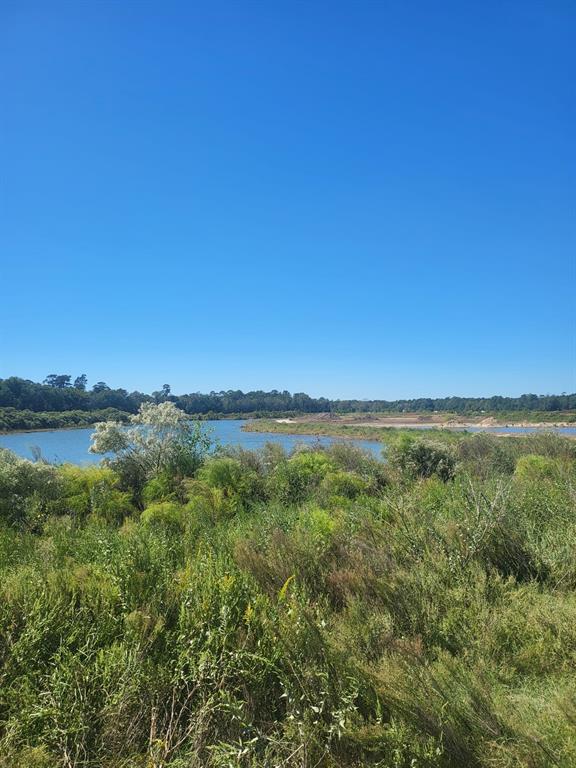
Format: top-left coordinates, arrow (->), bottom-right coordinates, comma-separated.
387,435 -> 457,481
0,409 -> 575,767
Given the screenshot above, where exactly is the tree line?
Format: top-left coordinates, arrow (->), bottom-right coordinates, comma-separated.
0,375 -> 574,416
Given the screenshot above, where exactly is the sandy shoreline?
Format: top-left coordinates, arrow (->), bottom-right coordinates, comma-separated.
274,416 -> 574,430
348,421 -> 574,430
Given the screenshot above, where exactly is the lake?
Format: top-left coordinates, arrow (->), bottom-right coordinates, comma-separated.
0,420 -> 384,463
1,421 -> 574,465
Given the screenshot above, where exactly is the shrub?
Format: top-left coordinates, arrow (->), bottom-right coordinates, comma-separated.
388,437 -> 457,481
458,433 -> 515,478
58,464 -> 135,524
0,448 -> 62,528
323,442 -> 389,489
141,472 -> 179,504
197,457 -> 265,510
486,587 -> 576,680
514,454 -> 562,481
1,440 -> 576,766
319,470 -> 370,501
140,501 -> 185,533
270,449 -> 335,504
89,402 -> 212,504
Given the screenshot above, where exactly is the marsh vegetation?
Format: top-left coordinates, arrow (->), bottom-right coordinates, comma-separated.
0,404 -> 575,767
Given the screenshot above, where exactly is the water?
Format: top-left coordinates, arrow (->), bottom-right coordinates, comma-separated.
0,420 -> 384,464
0,421 -> 574,465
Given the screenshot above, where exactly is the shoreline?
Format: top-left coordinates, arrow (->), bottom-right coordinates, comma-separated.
0,424 -> 102,436
242,419 -> 576,443
330,420 -> 575,430
269,416 -> 575,429
2,415 -> 574,439
0,415 -> 251,436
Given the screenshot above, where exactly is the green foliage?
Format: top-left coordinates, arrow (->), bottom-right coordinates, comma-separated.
58,464 -> 135,524
0,407 -> 131,432
320,469 -> 370,501
197,457 -> 265,510
0,433 -> 575,766
388,436 -> 457,481
515,453 -> 562,481
141,472 -> 180,504
2,374 -> 575,419
457,432 -> 516,477
0,448 -> 62,528
90,402 -> 212,505
270,449 -> 335,504
140,501 -> 185,532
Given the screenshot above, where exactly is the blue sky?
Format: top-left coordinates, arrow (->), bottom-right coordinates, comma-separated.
1,1 -> 574,399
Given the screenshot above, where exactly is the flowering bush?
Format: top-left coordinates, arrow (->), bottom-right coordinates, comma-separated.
90,402 -> 211,502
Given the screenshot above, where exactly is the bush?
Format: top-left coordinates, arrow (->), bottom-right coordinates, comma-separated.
0,448 -> 62,528
319,470 -> 370,501
514,454 -> 562,481
458,433 -> 515,477
140,501 -> 185,532
197,457 -> 265,510
388,437 -> 457,481
58,464 -> 135,524
89,402 -> 212,504
270,449 -> 335,504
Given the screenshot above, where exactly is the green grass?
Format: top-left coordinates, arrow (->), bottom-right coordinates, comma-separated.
0,433 -> 575,766
243,418 -> 471,444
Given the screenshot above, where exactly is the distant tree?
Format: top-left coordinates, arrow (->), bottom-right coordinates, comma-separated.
152,384 -> 172,402
1,374 -> 575,417
73,374 -> 88,391
43,374 -> 72,388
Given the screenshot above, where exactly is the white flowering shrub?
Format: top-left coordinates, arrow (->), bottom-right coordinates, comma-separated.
0,447 -> 62,527
90,402 -> 212,501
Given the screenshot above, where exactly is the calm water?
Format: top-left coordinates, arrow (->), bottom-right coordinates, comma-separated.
0,420 -> 384,464
0,421 -> 574,465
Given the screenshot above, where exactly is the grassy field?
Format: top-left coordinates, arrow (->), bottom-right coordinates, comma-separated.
1,428 -> 575,766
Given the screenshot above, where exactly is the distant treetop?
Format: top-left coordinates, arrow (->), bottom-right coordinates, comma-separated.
0,376 -> 574,416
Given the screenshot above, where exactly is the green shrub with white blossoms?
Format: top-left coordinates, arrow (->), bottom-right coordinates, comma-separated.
90,401 -> 211,504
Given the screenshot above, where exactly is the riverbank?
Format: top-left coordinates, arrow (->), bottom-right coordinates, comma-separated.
0,409 -> 252,435
0,424 -> 99,436
0,408 -> 133,435
243,417 -> 576,443
270,411 -> 576,428
243,419 -> 467,444
2,406 -> 574,436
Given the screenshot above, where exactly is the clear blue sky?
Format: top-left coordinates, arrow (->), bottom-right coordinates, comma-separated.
1,1 -> 574,399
